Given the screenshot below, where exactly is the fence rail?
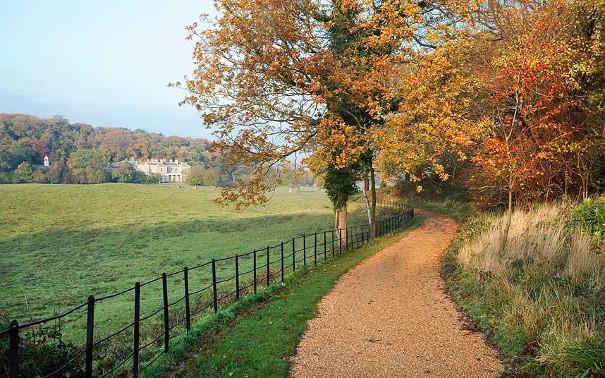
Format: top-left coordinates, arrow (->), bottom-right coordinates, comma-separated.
0,202 -> 414,377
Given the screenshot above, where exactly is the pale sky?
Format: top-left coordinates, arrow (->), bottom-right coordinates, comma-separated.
0,0 -> 215,138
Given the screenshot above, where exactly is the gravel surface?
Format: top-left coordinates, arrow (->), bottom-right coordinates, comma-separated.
290,211 -> 503,377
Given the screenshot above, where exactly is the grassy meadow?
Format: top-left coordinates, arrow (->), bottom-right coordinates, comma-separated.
0,184 -> 368,338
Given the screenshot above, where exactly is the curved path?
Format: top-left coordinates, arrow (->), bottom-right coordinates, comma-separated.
291,211 -> 503,377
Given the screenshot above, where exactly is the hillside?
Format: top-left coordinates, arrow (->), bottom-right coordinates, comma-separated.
0,113 -> 210,180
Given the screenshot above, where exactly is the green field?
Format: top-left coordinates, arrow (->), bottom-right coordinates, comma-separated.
0,184 -> 368,337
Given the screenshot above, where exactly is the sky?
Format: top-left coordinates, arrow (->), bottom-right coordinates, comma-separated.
0,0 -> 215,138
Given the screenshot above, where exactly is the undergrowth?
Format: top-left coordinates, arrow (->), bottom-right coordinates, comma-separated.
443,202 -> 605,377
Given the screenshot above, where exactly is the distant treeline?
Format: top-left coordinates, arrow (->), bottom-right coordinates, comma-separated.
0,113 -> 210,184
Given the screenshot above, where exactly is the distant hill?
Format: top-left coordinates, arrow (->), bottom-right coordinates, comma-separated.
0,113 -> 210,172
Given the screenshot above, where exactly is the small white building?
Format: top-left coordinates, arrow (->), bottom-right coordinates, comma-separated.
131,159 -> 191,183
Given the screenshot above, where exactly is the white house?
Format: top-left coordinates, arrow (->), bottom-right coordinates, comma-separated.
131,159 -> 191,183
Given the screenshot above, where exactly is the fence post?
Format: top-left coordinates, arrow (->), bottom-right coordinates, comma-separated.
338,228 -> 342,254
323,231 -> 327,261
8,321 -> 18,378
303,234 -> 307,266
162,273 -> 170,352
235,254 -> 240,300
347,227 -> 351,251
253,250 -> 257,294
85,295 -> 95,378
184,268 -> 191,332
211,260 -> 218,313
331,230 -> 335,258
133,283 -> 141,378
266,246 -> 270,287
314,232 -> 317,266
292,238 -> 296,271
280,242 -> 284,283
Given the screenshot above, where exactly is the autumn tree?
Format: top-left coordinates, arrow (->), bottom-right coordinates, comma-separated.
456,1 -> 605,210
181,0 -> 454,229
377,0 -> 604,212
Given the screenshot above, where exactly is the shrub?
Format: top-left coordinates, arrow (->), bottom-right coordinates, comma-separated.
0,172 -> 12,184
573,197 -> 605,246
13,161 -> 33,183
31,169 -> 47,183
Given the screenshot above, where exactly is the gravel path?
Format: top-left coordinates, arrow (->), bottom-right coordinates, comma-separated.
290,211 -> 503,377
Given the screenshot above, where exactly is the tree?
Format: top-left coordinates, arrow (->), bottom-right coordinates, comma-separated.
145,173 -> 162,184
375,0 -> 605,213
456,1 -> 605,210
47,157 -> 66,184
324,164 -> 359,245
111,162 -> 146,183
0,144 -> 36,171
181,0 -> 449,226
67,149 -> 107,184
186,165 -> 206,187
13,161 -> 32,183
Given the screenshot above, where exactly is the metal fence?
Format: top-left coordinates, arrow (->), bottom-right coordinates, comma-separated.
0,204 -> 414,378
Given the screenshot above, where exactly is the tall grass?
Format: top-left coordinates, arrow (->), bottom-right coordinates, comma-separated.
445,203 -> 605,377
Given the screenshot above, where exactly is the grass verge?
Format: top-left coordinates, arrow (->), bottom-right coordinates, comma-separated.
442,204 -> 605,377
142,217 -> 423,378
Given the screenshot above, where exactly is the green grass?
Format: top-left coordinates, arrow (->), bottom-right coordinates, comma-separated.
143,217 -> 422,378
0,184 -> 370,337
404,191 -> 474,221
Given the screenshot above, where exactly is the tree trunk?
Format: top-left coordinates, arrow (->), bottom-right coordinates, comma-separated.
335,205 -> 348,248
369,165 -> 377,237
501,173 -> 514,253
363,175 -> 373,235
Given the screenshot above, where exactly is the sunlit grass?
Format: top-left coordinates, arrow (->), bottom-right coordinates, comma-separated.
444,203 -> 605,377
0,184 -> 367,336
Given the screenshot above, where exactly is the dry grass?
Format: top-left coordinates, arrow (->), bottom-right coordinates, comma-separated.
445,203 -> 605,376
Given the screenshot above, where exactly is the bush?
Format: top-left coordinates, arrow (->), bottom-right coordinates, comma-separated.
13,161 -> 33,183
573,197 -> 605,245
0,324 -> 84,377
0,172 -> 12,184
144,173 -> 162,184
31,169 -> 47,183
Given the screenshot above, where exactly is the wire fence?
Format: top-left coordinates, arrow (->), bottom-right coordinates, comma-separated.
0,202 -> 414,378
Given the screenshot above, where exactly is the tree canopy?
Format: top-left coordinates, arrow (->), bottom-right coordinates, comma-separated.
182,0 -> 605,211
